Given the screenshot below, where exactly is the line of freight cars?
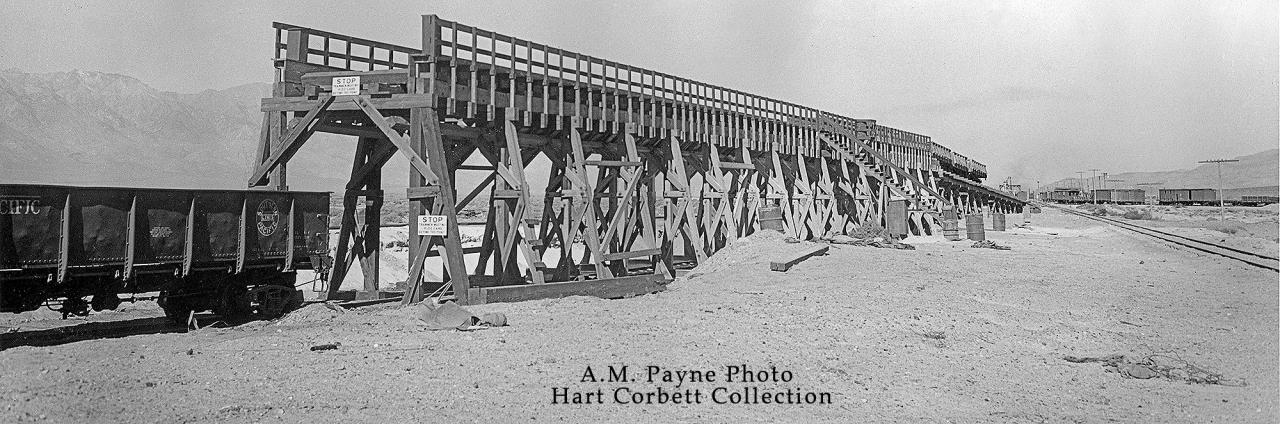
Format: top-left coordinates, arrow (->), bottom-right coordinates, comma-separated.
1043,188 -> 1278,206
0,184 -> 330,322
1042,189 -> 1146,204
1157,189 -> 1279,206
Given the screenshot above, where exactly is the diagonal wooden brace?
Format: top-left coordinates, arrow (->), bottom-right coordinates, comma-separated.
248,95 -> 335,187
352,96 -> 440,185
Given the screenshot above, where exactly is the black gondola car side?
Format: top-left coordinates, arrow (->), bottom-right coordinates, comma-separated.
0,184 -> 329,320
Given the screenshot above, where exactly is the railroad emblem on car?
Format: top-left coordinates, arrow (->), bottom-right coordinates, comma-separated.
0,197 -> 41,215
256,199 -> 280,237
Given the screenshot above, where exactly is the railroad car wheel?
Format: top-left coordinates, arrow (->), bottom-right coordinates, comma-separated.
157,291 -> 193,325
91,284 -> 123,311
214,285 -> 252,323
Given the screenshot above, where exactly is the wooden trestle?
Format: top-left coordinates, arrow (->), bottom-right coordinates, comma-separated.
249,16 -> 1025,305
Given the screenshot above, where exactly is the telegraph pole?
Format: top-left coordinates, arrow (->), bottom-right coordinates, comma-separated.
1088,169 -> 1101,204
1198,159 -> 1239,221
1076,171 -> 1085,194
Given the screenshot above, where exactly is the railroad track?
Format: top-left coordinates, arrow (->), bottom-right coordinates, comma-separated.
1040,202 -> 1280,272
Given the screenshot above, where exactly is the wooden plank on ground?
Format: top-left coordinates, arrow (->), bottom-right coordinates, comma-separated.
770,245 -> 830,272
477,274 -> 668,304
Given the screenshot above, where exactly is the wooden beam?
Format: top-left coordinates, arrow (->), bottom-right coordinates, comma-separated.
475,274 -> 667,304
584,160 -> 642,167
769,245 -> 829,272
261,94 -> 433,112
718,161 -> 756,170
248,95 -> 335,187
344,139 -> 397,191
406,186 -> 441,200
601,248 -> 662,261
352,95 -> 441,185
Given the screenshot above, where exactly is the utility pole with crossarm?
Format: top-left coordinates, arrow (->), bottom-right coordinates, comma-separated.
1198,159 -> 1239,221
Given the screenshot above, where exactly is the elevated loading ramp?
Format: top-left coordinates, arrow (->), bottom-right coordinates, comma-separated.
251,16 -> 1025,305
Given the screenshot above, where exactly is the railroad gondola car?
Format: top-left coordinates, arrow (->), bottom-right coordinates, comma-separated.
0,184 -> 330,322
1237,195 -> 1279,206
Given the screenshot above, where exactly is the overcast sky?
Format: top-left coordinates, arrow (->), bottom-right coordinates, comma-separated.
2,0 -> 1276,185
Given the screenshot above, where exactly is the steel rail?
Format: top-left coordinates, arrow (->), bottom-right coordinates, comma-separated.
1038,202 -> 1279,272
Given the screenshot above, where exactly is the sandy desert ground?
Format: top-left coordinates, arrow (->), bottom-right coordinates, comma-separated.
1,206 -> 1277,423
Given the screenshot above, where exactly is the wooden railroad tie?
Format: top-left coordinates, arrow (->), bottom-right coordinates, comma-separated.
769,245 -> 830,272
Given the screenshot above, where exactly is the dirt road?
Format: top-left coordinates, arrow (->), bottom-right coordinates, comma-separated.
2,208 -> 1276,423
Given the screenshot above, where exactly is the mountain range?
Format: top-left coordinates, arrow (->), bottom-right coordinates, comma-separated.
2,69 -> 1276,198
0,69 -> 351,191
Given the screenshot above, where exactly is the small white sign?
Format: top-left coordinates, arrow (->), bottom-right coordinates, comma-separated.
331,76 -> 361,96
417,214 -> 448,236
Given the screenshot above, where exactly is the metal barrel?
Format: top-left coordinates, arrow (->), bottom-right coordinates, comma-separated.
965,214 -> 986,241
992,213 -> 1006,231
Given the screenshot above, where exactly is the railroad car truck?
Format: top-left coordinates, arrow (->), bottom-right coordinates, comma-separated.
0,184 -> 330,322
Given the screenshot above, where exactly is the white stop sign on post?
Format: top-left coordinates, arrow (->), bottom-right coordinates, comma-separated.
417,215 -> 448,236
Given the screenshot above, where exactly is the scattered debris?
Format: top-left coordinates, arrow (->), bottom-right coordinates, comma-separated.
309,343 -> 340,352
783,236 -> 800,244
418,302 -> 481,330
479,312 -> 507,327
971,240 -> 1011,250
921,330 -> 946,340
1062,353 -> 1245,386
914,330 -> 948,348
822,233 -> 916,250
417,301 -> 509,331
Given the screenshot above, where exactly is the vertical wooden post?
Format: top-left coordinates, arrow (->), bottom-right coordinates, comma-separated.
358,139 -> 382,296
